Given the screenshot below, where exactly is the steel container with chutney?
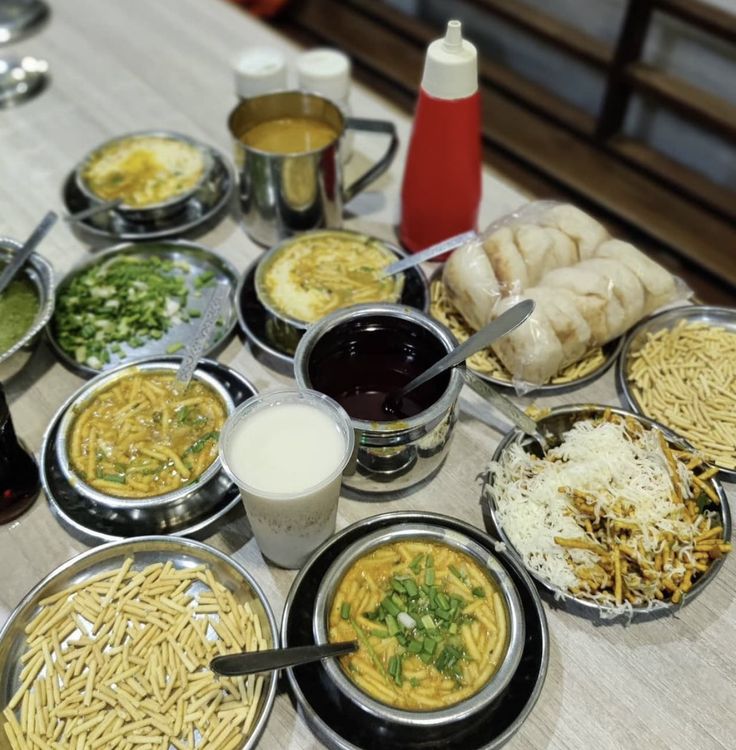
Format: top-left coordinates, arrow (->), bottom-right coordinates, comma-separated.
293,303 -> 463,493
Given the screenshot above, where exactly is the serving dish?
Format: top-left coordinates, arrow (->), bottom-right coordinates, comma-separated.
41,357 -> 254,544
0,536 -> 278,750
429,272 -> 622,394
617,304 -> 736,481
482,404 -> 732,622
313,523 -> 525,728
55,359 -> 234,518
283,511 -> 549,750
0,237 -> 55,381
236,252 -> 429,367
74,130 -> 215,221
61,145 -> 234,241
48,240 -> 238,376
294,304 -> 462,493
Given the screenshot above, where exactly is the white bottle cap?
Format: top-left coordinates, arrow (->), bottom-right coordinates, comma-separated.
421,20 -> 478,100
233,47 -> 287,99
296,48 -> 351,102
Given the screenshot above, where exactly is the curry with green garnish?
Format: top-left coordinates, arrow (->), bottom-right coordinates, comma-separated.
67,371 -> 226,499
328,541 -> 509,710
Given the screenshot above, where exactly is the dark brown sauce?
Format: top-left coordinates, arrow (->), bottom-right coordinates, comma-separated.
307,316 -> 450,422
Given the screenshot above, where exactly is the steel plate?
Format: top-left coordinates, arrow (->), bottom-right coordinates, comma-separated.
0,536 -> 278,750
617,304 -> 736,480
48,240 -> 239,376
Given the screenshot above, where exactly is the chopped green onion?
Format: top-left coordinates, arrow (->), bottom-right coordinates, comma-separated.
340,602 -> 351,620
472,586 -> 486,598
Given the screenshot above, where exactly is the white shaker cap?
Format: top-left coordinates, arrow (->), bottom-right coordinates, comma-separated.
421,20 -> 478,100
233,46 -> 287,98
296,48 -> 351,102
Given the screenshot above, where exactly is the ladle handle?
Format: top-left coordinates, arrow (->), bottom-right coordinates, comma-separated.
392,299 -> 535,401
209,641 -> 358,676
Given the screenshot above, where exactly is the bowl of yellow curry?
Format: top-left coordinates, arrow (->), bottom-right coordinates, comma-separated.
74,130 -> 214,222
55,359 -> 235,524
254,229 -> 406,341
0,238 -> 55,382
313,523 -> 525,727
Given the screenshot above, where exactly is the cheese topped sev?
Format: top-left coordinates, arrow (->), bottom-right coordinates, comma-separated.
2,559 -> 269,750
487,412 -> 731,613
627,319 -> 736,470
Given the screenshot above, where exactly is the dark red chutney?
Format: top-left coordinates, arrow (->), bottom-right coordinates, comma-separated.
307,314 -> 450,422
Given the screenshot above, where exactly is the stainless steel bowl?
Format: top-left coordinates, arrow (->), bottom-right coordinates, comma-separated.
313,522 -> 526,728
483,403 -> 732,621
294,303 -> 463,493
0,237 -> 55,381
617,304 -> 736,481
54,359 -> 235,524
0,536 -> 278,750
74,130 -> 215,223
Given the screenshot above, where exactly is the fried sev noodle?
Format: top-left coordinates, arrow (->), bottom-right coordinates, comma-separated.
430,280 -> 606,385
627,320 -> 736,470
489,411 -> 731,611
2,559 -> 269,750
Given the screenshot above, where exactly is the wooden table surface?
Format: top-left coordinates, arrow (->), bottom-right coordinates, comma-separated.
1,1 -> 734,749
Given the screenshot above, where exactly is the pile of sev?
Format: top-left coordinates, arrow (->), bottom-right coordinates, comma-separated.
488,411 -> 731,612
2,559 -> 268,750
430,280 -> 606,386
627,319 -> 736,470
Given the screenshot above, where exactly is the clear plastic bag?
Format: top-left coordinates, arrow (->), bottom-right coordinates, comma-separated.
441,201 -> 691,392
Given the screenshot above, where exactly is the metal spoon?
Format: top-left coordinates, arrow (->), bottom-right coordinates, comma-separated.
210,641 -> 358,677
379,230 -> 477,278
0,210 -> 57,295
384,299 -> 535,414
65,198 -> 123,224
175,283 -> 229,390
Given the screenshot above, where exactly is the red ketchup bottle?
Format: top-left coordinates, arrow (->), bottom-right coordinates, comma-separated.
400,20 -> 481,254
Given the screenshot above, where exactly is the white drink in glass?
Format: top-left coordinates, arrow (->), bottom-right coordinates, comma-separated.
219,389 -> 354,568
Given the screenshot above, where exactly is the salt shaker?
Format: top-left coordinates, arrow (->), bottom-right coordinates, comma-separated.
233,46 -> 288,99
296,48 -> 353,162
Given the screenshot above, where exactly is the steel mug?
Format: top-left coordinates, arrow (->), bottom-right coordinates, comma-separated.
228,91 -> 398,246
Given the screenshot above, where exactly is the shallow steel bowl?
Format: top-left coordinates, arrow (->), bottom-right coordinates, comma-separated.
313,522 -> 526,728
0,536 -> 278,750
483,403 -> 732,621
54,358 -> 235,525
74,129 -> 215,223
0,237 -> 55,381
294,303 -> 463,493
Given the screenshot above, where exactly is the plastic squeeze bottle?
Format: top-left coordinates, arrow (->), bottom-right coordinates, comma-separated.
399,20 -> 481,253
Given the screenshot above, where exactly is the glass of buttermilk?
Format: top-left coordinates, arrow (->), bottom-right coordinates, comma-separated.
219,388 -> 355,568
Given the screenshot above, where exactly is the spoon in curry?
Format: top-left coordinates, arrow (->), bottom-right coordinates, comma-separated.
210,641 -> 358,677
383,299 -> 535,415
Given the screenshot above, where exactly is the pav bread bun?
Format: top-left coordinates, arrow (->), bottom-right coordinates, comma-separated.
525,286 -> 592,363
491,296 -> 564,384
594,240 -> 677,311
576,257 -> 645,331
483,227 -> 528,291
540,204 -> 609,258
443,241 -> 499,330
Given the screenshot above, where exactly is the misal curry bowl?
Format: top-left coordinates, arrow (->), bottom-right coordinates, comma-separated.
0,237 -> 55,382
74,130 -> 215,223
294,303 -> 463,493
312,523 -> 526,728
53,358 -> 238,527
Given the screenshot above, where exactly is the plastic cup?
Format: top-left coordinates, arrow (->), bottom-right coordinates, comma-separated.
219,388 -> 354,568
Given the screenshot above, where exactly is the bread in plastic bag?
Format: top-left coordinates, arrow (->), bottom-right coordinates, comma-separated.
440,200 -> 690,389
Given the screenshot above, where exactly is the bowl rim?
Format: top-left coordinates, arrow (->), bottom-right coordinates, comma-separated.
254,228 -> 406,331
312,522 -> 526,727
294,302 -> 463,436
73,129 -> 215,213
484,402 -> 732,619
54,358 -> 235,510
0,237 -> 55,364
